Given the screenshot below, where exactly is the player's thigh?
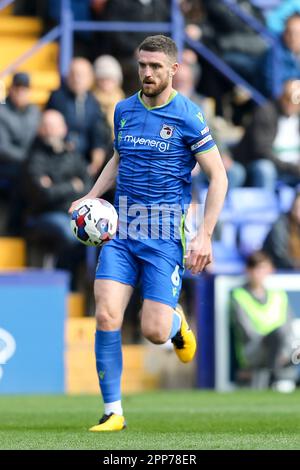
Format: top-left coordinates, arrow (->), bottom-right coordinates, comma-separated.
141,244 -> 184,310
94,238 -> 139,330
94,279 -> 133,330
95,238 -> 140,288
141,298 -> 174,344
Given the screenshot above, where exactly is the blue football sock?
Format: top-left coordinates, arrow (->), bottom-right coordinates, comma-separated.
95,330 -> 122,404
168,311 -> 182,340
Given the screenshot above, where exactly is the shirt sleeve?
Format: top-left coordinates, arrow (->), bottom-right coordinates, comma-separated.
183,107 -> 217,156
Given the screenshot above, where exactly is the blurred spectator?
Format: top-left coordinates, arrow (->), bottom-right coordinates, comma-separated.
46,57 -> 111,178
230,251 -> 296,391
93,55 -> 125,135
266,0 -> 300,34
173,62 -> 246,189
23,110 -> 92,289
90,0 -> 108,17
195,0 -> 266,118
263,191 -> 300,269
43,0 -> 100,58
0,72 -> 40,234
94,0 -> 170,94
173,61 -> 203,107
13,0 -> 47,16
201,0 -> 266,81
181,48 -> 202,87
258,13 -> 300,98
0,73 -> 40,179
233,79 -> 300,191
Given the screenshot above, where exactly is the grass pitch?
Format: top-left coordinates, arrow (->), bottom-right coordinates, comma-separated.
0,390 -> 299,450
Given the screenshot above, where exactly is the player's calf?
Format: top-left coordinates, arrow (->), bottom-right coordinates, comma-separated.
141,299 -> 174,344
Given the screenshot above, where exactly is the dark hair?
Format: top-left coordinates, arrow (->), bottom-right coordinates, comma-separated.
285,12 -> 300,25
289,191 -> 300,217
138,35 -> 178,62
246,251 -> 273,269
292,191 -> 300,204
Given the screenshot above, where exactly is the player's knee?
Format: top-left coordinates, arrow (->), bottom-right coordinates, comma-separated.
141,324 -> 169,344
95,308 -> 120,330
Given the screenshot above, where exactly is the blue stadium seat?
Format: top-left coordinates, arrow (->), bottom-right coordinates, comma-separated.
227,188 -> 279,224
199,187 -> 232,223
211,241 -> 245,274
277,185 -> 295,213
213,241 -> 242,261
218,222 -> 237,248
238,222 -> 271,257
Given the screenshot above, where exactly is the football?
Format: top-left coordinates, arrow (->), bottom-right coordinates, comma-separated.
70,198 -> 118,246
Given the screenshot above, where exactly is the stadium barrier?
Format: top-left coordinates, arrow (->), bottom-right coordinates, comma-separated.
0,270 -> 68,393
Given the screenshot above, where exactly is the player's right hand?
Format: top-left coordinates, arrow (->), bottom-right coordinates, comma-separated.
68,195 -> 90,214
185,233 -> 212,274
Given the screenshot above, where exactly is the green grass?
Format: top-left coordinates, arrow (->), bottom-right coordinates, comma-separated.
0,390 -> 299,450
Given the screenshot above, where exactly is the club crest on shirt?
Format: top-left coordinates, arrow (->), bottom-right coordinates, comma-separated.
160,124 -> 174,140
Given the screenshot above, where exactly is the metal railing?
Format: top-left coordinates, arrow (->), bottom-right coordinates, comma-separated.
0,0 -> 268,104
60,0 -> 184,76
0,0 -> 13,10
185,35 -> 267,106
220,0 -> 277,45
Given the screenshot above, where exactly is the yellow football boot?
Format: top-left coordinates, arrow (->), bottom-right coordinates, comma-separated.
89,413 -> 126,432
171,304 -> 197,363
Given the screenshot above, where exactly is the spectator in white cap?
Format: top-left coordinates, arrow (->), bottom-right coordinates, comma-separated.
93,55 -> 125,134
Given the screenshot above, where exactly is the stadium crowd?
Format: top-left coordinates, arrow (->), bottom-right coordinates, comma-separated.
1,0 -> 300,387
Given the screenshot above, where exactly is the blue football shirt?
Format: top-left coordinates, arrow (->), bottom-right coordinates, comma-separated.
113,90 -> 216,240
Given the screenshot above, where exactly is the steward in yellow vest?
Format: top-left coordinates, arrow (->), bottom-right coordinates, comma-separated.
230,251 -> 296,389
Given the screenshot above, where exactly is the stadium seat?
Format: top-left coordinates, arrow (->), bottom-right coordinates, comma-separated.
238,222 -> 271,256
0,17 -> 42,37
68,292 -> 86,317
0,4 -> 12,16
0,237 -> 26,269
0,40 -> 58,71
277,185 -> 295,213
0,0 -> 60,107
213,241 -> 243,261
198,186 -> 232,223
227,188 -> 279,224
211,241 -> 245,274
217,222 -> 237,248
0,8 -> 59,108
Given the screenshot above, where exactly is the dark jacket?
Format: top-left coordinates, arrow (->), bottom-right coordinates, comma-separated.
233,100 -> 300,175
257,37 -> 300,98
46,83 -> 111,160
0,97 -> 40,163
99,0 -> 170,58
263,213 -> 298,269
24,137 -> 92,214
202,0 -> 266,57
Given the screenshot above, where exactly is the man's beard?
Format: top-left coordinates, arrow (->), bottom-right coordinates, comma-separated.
141,78 -> 169,97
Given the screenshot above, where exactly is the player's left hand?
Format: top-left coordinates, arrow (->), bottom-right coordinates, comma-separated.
184,233 -> 212,274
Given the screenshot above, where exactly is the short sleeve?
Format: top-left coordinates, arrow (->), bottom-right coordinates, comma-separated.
184,108 -> 216,156
113,103 -> 121,152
